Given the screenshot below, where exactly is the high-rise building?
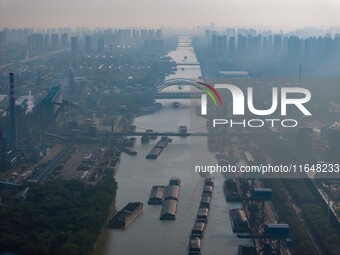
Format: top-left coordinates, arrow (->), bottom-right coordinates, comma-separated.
267,35 -> 273,53
85,36 -> 92,54
133,29 -> 140,42
51,33 -> 59,50
71,36 -> 79,57
148,29 -> 155,40
44,34 -> 50,49
156,29 -> 162,39
273,34 -> 282,55
212,34 -> 218,55
61,33 -> 68,48
287,36 -> 301,63
0,31 -> 7,45
28,33 -> 44,51
237,34 -> 247,54
98,38 -> 104,53
216,35 -> 226,55
229,36 -> 235,54
141,29 -> 148,40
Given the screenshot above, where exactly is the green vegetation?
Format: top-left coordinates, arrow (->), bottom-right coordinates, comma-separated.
0,176 -> 117,255
285,179 -> 340,255
265,179 -> 340,255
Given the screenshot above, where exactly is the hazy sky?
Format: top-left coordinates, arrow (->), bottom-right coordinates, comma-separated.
1,0 -> 340,29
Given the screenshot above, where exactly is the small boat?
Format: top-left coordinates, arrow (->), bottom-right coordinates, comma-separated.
121,137 -> 136,147
179,125 -> 188,136
178,85 -> 183,89
119,147 -> 137,156
141,135 -> 150,144
145,129 -> 157,140
172,102 -> 180,108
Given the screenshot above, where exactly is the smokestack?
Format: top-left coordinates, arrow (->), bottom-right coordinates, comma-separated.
9,73 -> 17,148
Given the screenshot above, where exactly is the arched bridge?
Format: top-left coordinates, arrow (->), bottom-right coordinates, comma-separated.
153,78 -> 203,99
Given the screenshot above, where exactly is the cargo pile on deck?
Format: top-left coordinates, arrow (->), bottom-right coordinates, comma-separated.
109,202 -> 143,229
146,136 -> 172,159
229,208 -> 250,233
148,185 -> 166,205
224,179 -> 242,202
160,177 -> 180,220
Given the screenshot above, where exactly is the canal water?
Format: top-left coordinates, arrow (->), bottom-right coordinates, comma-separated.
103,37 -> 250,255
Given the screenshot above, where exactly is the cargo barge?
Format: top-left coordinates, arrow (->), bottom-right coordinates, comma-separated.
204,176 -> 214,187
188,237 -> 201,255
197,207 -> 209,223
160,199 -> 178,220
200,195 -> 211,208
187,178 -> 212,254
224,179 -> 242,202
109,202 -> 143,229
119,147 -> 137,156
148,185 -> 166,204
191,221 -> 206,239
229,208 -> 250,233
169,176 -> 180,186
238,245 -> 258,255
164,185 -> 180,200
202,185 -> 213,196
160,177 -> 180,220
145,137 -> 171,159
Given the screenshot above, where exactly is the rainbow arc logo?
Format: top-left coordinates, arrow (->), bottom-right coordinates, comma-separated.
177,78 -> 223,106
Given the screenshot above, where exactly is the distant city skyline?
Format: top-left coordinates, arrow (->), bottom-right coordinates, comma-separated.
0,0 -> 340,30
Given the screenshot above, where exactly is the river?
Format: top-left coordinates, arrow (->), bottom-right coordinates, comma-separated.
101,37 -> 250,255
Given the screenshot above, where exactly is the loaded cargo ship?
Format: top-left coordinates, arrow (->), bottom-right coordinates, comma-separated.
148,185 -> 166,204
224,179 -> 242,202
145,137 -> 171,159
191,221 -> 206,239
188,237 -> 201,255
160,177 -> 180,220
229,208 -> 250,233
109,202 -> 143,229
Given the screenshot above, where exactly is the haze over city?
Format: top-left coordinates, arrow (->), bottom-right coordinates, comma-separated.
1,0 -> 340,29
1,1 -> 340,255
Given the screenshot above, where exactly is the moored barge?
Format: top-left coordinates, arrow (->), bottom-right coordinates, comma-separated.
224,179 -> 242,202
109,202 -> 143,229
188,237 -> 201,255
160,199 -> 178,220
148,185 -> 166,205
229,208 -> 250,233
